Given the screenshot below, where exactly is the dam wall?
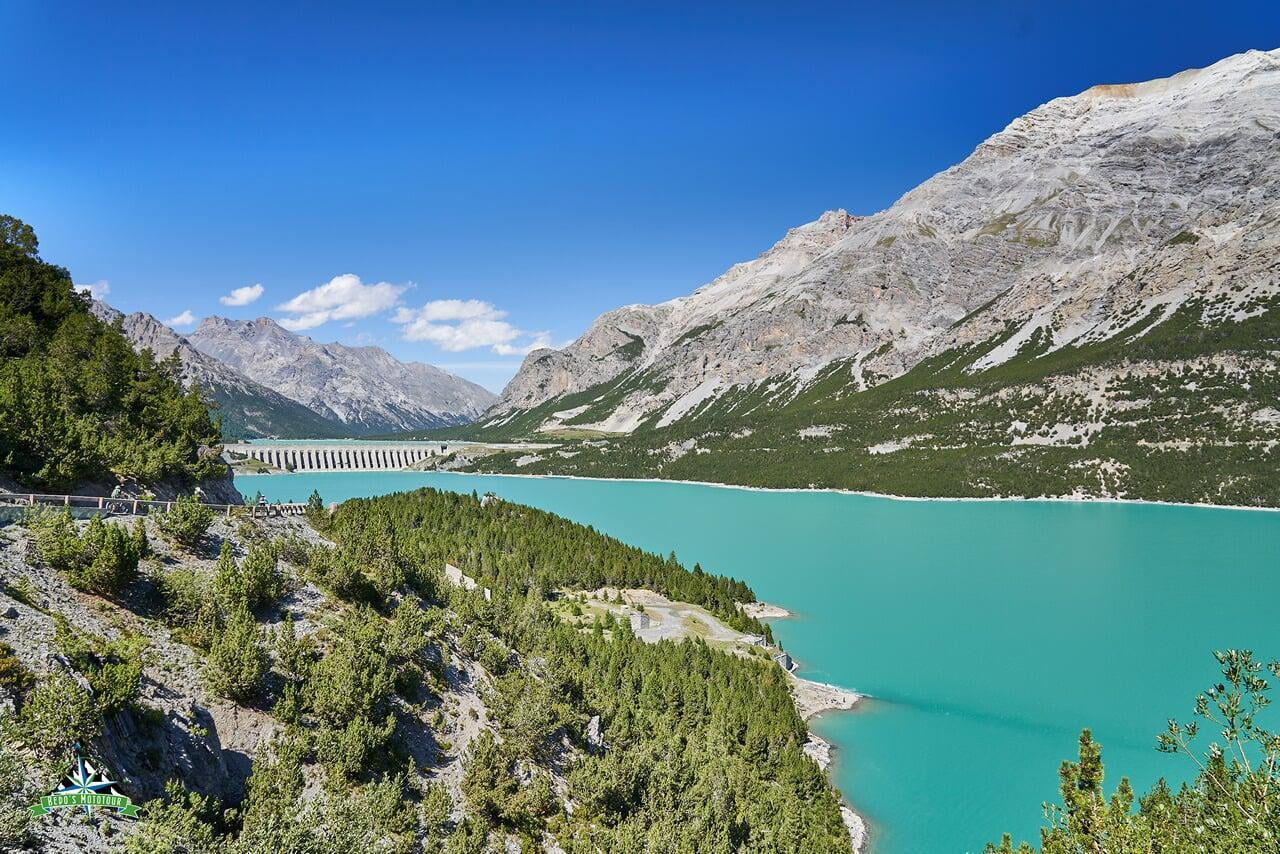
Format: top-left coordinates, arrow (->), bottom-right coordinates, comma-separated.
224,442 -> 450,472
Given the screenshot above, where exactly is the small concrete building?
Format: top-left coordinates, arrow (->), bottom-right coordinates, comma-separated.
774,652 -> 794,672
741,634 -> 767,647
629,612 -> 651,631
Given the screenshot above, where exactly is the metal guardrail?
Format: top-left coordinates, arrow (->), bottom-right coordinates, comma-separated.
0,493 -> 309,518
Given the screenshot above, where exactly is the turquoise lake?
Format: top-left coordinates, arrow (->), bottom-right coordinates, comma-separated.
242,471 -> 1280,853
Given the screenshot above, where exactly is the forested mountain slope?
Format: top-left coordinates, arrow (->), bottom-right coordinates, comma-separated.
461,49 -> 1280,507
89,301 -> 347,440
0,488 -> 854,853
0,215 -> 229,497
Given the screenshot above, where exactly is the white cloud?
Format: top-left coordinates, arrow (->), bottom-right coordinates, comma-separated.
393,299 -> 550,355
276,273 -> 406,331
494,331 -> 552,356
219,283 -> 264,307
167,310 -> 197,327
76,280 -> 111,300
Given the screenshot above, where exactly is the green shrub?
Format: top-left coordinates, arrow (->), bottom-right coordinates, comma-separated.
275,535 -> 313,568
29,507 -> 82,571
155,566 -> 218,650
460,731 -> 518,824
122,781 -> 222,854
270,614 -> 313,724
130,517 -> 149,558
319,774 -> 418,852
54,618 -> 145,717
239,543 -> 286,610
154,494 -> 214,549
204,604 -> 266,703
30,510 -> 140,593
314,713 -> 396,783
0,643 -> 33,694
302,546 -> 379,605
0,741 -> 31,849
234,737 -> 311,853
14,671 -> 95,757
309,613 -> 395,728
212,540 -> 284,614
77,515 -> 141,593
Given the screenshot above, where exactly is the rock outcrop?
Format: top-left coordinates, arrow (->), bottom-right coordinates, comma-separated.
484,49 -> 1280,436
90,301 -> 343,440
189,316 -> 497,435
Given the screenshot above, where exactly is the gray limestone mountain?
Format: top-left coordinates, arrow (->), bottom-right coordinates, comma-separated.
188,316 -> 497,435
462,48 -> 1280,506
89,300 -> 342,439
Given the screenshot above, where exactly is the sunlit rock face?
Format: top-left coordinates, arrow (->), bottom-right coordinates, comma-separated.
189,315 -> 497,434
489,49 -> 1280,434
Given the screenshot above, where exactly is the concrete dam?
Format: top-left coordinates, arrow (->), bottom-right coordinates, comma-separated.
224,442 -> 453,472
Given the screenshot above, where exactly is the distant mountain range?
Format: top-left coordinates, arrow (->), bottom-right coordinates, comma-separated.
457,49 -> 1280,507
91,302 -> 495,438
188,316 -> 495,434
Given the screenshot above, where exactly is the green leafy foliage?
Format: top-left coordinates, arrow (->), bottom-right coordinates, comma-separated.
204,603 -> 267,703
0,643 -> 33,694
121,781 -> 224,854
154,494 -> 215,549
53,617 -> 146,717
30,509 -> 141,593
988,650 -> 1280,852
212,541 -> 286,612
0,741 -> 31,849
0,214 -> 224,491
12,671 -> 96,758
155,565 -> 219,650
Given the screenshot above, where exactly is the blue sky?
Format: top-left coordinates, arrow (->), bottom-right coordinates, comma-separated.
4,2 -> 1278,391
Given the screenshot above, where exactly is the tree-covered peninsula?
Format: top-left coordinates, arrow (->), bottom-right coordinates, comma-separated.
0,486 -> 852,852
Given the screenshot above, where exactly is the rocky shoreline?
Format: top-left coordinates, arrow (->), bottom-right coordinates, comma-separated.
736,596 -> 867,854
791,674 -> 865,851
738,600 -> 793,619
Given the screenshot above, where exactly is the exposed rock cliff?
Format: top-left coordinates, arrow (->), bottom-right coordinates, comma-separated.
90,301 -> 343,440
189,317 -> 497,435
486,49 -> 1280,436
462,49 -> 1280,506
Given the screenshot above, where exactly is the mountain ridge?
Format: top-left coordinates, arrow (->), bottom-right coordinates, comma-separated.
189,315 -> 496,435
457,48 -> 1280,506
89,300 -> 346,439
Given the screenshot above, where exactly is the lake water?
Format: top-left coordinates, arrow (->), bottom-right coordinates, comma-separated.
242,471 -> 1280,853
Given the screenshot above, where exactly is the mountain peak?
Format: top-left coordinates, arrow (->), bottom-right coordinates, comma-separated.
188,317 -> 496,432
487,47 -> 1280,435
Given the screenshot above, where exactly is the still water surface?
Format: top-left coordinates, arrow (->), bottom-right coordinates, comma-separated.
243,471 -> 1280,853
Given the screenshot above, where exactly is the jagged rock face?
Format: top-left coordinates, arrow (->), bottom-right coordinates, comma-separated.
489,49 -> 1280,433
189,316 -> 497,434
90,301 -> 344,439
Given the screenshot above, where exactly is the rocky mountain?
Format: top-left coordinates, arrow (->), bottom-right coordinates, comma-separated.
464,49 -> 1280,506
90,301 -> 345,440
189,316 -> 497,435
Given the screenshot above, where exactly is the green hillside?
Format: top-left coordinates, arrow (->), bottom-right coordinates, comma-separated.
0,215 -> 226,491
462,296 -> 1280,507
206,385 -> 348,442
